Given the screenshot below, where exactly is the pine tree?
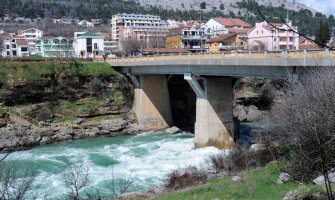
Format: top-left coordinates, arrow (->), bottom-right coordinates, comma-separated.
316,20 -> 331,47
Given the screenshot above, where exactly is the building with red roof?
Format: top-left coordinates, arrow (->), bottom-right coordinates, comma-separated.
206,18 -> 252,36
247,21 -> 299,51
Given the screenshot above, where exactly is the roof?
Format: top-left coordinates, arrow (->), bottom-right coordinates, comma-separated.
213,18 -> 252,28
264,23 -> 283,31
167,25 -> 201,36
207,33 -> 237,43
168,26 -> 192,36
142,48 -> 188,53
80,32 -> 98,37
16,39 -> 28,46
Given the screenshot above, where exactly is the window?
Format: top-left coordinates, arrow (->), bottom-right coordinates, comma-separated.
12,44 -> 16,48
94,43 -> 98,49
6,51 -> 10,56
6,45 -> 9,49
274,38 -> 277,41
21,47 -> 28,52
12,51 -> 17,56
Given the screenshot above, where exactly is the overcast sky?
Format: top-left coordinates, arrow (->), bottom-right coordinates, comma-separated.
297,0 -> 335,15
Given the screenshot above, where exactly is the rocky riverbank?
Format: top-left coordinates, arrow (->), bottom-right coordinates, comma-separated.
0,60 -> 138,152
0,113 -> 143,153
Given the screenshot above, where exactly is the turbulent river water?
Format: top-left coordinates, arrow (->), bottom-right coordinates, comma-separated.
3,132 -> 221,199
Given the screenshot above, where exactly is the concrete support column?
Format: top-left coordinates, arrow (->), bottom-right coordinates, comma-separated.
186,75 -> 235,149
133,74 -> 172,130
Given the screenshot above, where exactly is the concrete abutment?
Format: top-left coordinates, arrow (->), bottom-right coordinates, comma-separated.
132,74 -> 173,130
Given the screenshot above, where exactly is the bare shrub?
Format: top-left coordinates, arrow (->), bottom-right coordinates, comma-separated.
165,167 -> 207,191
0,161 -> 38,200
268,68 -> 335,199
110,174 -> 133,200
208,146 -> 275,174
62,163 -> 90,200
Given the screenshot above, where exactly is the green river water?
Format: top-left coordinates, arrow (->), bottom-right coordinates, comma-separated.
2,132 -> 221,199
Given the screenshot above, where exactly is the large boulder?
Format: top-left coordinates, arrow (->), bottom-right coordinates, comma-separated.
277,172 -> 293,184
313,171 -> 335,185
165,126 -> 181,134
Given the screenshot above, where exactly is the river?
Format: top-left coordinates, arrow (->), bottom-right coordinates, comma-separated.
2,132 -> 221,199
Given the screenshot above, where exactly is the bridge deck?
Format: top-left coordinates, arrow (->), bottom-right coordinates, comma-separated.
108,50 -> 335,79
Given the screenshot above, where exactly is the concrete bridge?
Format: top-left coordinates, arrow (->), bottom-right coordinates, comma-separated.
108,50 -> 335,149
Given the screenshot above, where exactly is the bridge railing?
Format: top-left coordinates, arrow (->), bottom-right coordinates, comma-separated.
109,49 -> 334,64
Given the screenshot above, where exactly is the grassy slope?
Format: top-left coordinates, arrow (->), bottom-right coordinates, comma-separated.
0,61 -> 118,83
156,162 -> 325,200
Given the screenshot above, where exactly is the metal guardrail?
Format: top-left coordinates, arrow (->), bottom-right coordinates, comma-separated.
108,49 -> 335,64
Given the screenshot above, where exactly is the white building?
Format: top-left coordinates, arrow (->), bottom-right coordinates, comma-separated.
18,28 -> 44,41
73,32 -> 104,58
1,35 -> 30,57
248,21 -> 299,51
205,18 -> 229,36
78,20 -> 94,27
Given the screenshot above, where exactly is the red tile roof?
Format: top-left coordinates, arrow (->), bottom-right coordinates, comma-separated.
265,23 -> 283,30
16,39 -> 28,46
168,25 -> 197,36
214,18 -> 252,28
207,33 -> 237,43
227,28 -> 251,34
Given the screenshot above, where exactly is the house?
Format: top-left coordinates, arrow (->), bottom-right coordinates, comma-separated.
206,18 -> 252,36
73,32 -> 104,58
299,36 -> 319,49
18,28 -> 44,41
78,20 -> 94,27
0,34 -> 30,57
34,37 -> 75,57
206,33 -> 247,52
248,21 -> 299,51
166,25 -> 208,52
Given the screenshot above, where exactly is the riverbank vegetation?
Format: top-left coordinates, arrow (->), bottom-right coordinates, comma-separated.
157,67 -> 335,200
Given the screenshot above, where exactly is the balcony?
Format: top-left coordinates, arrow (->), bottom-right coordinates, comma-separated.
181,35 -> 207,40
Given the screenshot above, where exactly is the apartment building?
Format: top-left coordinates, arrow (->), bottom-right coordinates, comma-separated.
73,32 -> 104,58
166,25 -> 208,52
248,21 -> 299,51
34,37 -> 75,57
111,13 -> 169,51
0,34 -> 30,57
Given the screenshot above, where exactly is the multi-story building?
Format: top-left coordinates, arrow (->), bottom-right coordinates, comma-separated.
111,13 -> 169,51
0,34 -> 30,57
248,21 -> 299,51
73,32 -> 104,58
34,37 -> 75,57
206,18 -> 252,37
17,28 -> 44,41
166,25 -> 208,52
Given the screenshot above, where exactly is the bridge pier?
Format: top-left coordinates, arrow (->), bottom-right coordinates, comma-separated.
185,75 -> 235,149
132,74 -> 173,130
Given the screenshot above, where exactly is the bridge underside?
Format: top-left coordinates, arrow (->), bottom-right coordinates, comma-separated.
130,74 -> 238,149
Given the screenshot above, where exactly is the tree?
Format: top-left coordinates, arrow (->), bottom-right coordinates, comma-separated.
200,2 -> 206,10
120,38 -> 144,56
220,3 -> 225,10
316,20 -> 331,47
62,163 -> 90,200
0,127 -> 39,200
269,68 -> 335,199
